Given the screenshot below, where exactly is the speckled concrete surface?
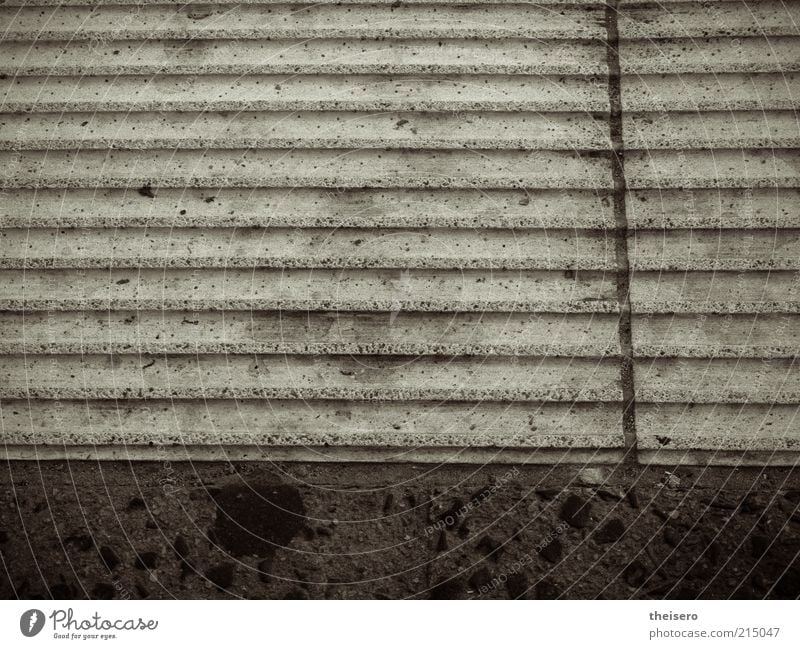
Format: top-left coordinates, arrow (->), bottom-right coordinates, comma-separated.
2,462 -> 799,600
2,1 -> 800,480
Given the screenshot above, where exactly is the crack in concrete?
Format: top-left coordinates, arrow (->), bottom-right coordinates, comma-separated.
604,0 -> 638,458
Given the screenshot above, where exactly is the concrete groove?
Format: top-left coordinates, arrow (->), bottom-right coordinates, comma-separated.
604,0 -> 637,458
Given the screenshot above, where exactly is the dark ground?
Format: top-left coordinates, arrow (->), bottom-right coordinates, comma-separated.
1,461 -> 799,599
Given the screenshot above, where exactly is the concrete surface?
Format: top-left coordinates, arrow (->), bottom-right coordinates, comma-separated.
2,461 -> 800,599
1,0 -> 799,465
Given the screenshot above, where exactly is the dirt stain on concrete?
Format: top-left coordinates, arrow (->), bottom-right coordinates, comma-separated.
212,483 -> 307,568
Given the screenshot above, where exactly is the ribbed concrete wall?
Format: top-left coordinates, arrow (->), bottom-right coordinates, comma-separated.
618,0 -> 800,465
0,0 -> 797,465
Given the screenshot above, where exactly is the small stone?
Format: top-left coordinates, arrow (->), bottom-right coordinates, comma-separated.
662,472 -> 681,488
594,518 -> 626,544
469,485 -> 496,507
438,499 -> 464,529
180,558 -> 195,580
560,494 -> 592,528
652,507 -> 669,521
206,563 -> 235,590
468,567 -> 493,593
577,468 -> 608,485
134,551 -> 159,570
782,490 -> 800,504
540,538 -> 562,563
535,578 -> 559,599
91,583 -> 116,599
705,495 -> 737,510
65,534 -> 94,552
99,545 -> 121,571
506,573 -> 529,599
257,559 -> 273,583
476,535 -> 503,561
663,525 -> 684,548
596,489 -> 624,502
623,560 -> 647,588
173,534 -> 190,558
127,497 -> 146,510
382,493 -> 394,514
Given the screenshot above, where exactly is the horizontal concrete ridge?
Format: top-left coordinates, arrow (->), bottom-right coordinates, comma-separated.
618,1 -> 800,39
0,1 -> 722,6
9,227 -> 800,272
0,227 -> 617,270
0,311 -> 621,357
0,269 -> 620,312
635,358 -> 800,404
621,38 -> 800,75
0,354 -> 623,401
0,5 -> 607,40
0,446 -> 627,464
0,75 -> 610,114
631,230 -> 800,271
633,314 -> 800,358
622,74 -> 800,111
0,399 -> 624,448
637,404 -> 800,451
2,0 -> 799,466
625,150 -> 800,189
0,111 -> 612,151
0,39 -> 609,76
628,189 -> 800,229
0,188 -> 616,229
0,149 -> 613,189
624,111 -> 800,150
0,0 -> 610,5
630,271 -> 800,314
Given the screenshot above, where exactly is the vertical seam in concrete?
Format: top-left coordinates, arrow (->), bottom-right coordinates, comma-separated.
604,0 -> 638,458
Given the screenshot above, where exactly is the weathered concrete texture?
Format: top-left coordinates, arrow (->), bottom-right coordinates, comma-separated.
0,112 -> 612,150
0,40 -> 608,76
1,462 -> 800,600
0,76 -> 610,114
0,268 -> 620,312
0,4 -> 608,40
1,0 -> 800,464
1,149 -> 612,189
618,0 -> 800,38
0,400 -> 624,450
0,188 -> 615,229
0,227 -> 618,269
0,311 -> 621,356
0,354 -> 623,401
